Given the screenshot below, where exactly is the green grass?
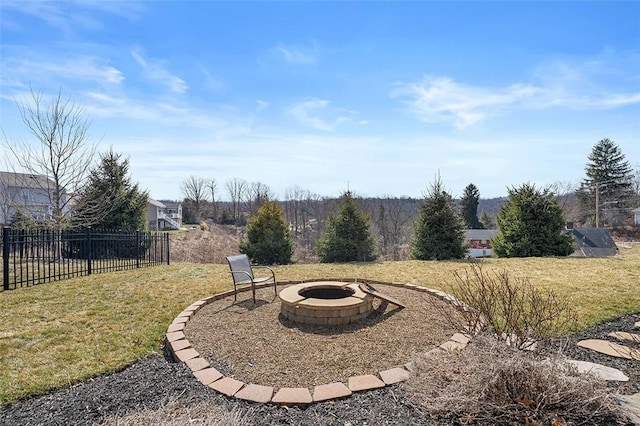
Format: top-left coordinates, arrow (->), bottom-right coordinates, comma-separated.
1,247 -> 640,405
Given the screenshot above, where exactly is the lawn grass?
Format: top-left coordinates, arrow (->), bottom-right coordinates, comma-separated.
1,246 -> 639,405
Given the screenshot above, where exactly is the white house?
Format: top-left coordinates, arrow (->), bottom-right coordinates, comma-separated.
464,229 -> 499,258
147,199 -> 182,230
634,207 -> 640,227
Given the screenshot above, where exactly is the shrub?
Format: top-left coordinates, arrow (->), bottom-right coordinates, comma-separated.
441,264 -> 577,349
239,200 -> 293,265
316,191 -> 376,262
492,183 -> 574,257
411,175 -> 467,260
405,336 -> 623,425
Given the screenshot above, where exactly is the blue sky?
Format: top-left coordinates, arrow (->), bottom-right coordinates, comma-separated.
1,1 -> 638,201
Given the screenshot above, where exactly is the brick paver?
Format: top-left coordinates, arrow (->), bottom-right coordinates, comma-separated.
209,377 -> 245,397
185,357 -> 210,372
313,382 -> 352,402
348,374 -> 385,392
235,384 -> 274,403
174,347 -> 199,362
165,331 -> 186,342
169,339 -> 191,352
272,387 -> 313,405
193,367 -> 223,385
379,367 -> 410,385
167,322 -> 185,333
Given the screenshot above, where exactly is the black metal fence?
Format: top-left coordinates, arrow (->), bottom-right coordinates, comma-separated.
1,227 -> 170,291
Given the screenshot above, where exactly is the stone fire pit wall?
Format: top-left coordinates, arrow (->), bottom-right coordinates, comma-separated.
279,282 -> 374,326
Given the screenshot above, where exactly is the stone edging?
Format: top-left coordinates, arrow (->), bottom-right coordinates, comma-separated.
165,279 -> 472,406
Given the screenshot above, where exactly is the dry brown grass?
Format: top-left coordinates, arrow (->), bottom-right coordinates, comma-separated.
170,226 -> 242,264
405,336 -> 623,425
99,396 -> 254,426
185,283 -> 463,388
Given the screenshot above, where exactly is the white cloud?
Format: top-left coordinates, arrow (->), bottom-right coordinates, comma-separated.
391,76 -> 538,128
287,98 -> 353,131
131,48 -> 188,94
0,56 -> 124,87
256,100 -> 269,112
393,57 -> 640,129
1,0 -> 141,34
274,43 -> 317,65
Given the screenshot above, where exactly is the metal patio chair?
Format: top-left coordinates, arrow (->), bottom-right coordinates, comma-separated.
225,254 -> 277,303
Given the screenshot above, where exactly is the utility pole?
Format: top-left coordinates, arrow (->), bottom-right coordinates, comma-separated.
595,182 -> 600,228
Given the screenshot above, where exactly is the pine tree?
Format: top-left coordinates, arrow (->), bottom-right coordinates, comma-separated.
73,149 -> 148,231
578,138 -> 634,226
492,183 -> 574,257
411,177 -> 467,260
239,200 -> 293,265
460,183 -> 484,229
479,209 -> 496,229
316,191 -> 376,262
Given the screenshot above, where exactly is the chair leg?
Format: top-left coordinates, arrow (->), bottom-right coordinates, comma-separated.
234,283 -> 237,301
251,283 -> 256,304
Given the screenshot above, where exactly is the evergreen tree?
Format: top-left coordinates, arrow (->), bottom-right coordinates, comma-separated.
316,191 -> 376,262
411,176 -> 467,260
479,209 -> 496,229
492,183 -> 574,258
578,138 -> 634,226
73,149 -> 148,231
239,200 -> 293,265
11,209 -> 38,230
460,183 -> 484,229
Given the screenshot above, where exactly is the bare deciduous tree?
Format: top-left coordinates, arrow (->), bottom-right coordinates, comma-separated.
2,87 -> 97,230
181,175 -> 208,222
245,181 -> 273,217
374,196 -> 414,259
207,178 -> 218,221
225,177 -> 247,223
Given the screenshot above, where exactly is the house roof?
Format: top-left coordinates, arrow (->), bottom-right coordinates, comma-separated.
464,229 -> 499,241
148,198 -> 166,208
633,207 -> 640,213
568,228 -> 618,257
0,171 -> 54,189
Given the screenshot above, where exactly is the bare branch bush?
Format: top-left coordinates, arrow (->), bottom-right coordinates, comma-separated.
405,336 -> 623,425
436,264 -> 577,349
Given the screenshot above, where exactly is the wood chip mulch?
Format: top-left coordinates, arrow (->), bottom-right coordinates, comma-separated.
184,283 -> 463,389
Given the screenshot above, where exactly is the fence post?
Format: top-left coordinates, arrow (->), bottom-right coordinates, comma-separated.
166,232 -> 170,265
136,231 -> 140,269
86,227 -> 93,275
2,227 -> 10,291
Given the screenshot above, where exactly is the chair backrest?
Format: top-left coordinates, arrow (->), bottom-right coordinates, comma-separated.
226,254 -> 254,282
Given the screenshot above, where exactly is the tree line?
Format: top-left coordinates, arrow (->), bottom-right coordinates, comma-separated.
2,89 -> 638,264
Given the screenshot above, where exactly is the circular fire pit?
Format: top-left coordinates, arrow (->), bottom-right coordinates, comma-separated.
279,281 -> 374,326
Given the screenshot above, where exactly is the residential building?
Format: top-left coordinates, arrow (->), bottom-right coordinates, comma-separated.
464,229 -> 499,258
0,171 -> 67,225
147,199 -> 182,230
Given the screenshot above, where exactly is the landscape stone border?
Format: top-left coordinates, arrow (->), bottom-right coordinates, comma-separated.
165,279 -> 472,406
